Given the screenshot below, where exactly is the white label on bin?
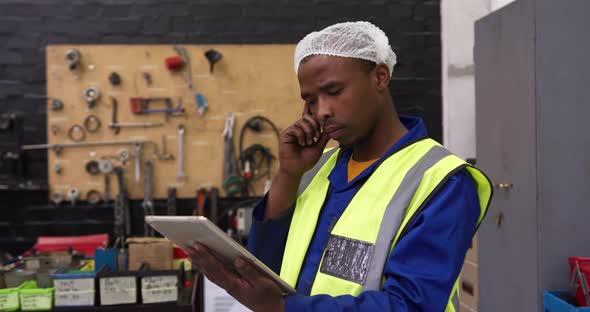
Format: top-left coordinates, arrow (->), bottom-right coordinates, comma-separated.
99,277 -> 137,305
55,290 -> 95,307
20,293 -> 52,310
141,275 -> 178,303
54,278 -> 94,292
0,293 -> 19,310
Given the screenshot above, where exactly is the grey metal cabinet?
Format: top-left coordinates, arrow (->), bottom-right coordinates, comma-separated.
474,0 -> 590,311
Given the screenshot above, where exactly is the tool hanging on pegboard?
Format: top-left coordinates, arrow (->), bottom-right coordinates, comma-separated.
174,45 -> 193,89
204,49 -> 223,73
195,93 -> 208,116
222,113 -> 240,196
130,97 -> 184,117
165,56 -> 184,71
238,115 -> 280,196
83,86 -> 100,108
65,49 -> 81,70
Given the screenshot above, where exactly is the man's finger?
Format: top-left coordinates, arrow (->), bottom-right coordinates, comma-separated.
193,245 -> 227,278
193,245 -> 244,289
289,124 -> 306,146
281,127 -> 299,144
301,116 -> 321,143
316,130 -> 331,148
234,258 -> 263,284
294,120 -> 315,145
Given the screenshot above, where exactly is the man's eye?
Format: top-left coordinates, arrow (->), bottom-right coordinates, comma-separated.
307,99 -> 317,107
327,89 -> 342,96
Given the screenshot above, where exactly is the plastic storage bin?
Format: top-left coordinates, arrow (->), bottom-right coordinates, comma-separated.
18,280 -> 54,311
544,291 -> 590,312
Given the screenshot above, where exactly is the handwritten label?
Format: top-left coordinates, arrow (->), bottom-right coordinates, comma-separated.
20,293 -> 52,310
99,277 -> 137,305
54,278 -> 94,292
140,275 -> 178,303
0,292 -> 19,310
55,290 -> 95,307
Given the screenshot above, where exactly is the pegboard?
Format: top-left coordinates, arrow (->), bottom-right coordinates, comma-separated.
45,44 -> 303,200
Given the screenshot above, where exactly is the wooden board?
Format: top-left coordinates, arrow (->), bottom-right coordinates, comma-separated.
46,44 -> 303,199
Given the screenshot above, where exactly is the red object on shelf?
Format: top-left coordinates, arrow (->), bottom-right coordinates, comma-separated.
165,56 -> 184,71
568,257 -> 590,307
33,234 -> 108,257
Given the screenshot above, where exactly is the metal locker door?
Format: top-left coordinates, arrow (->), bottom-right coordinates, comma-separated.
475,0 -> 539,311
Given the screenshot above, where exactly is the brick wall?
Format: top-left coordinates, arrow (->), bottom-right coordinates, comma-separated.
0,0 -> 441,253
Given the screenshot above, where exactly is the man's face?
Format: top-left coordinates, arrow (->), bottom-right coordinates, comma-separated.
298,55 -> 380,147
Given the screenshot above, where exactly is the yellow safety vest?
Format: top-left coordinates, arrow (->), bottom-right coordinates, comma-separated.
279,138 -> 492,312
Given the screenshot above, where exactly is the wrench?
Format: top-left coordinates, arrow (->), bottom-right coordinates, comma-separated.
176,125 -> 186,181
142,160 -> 155,236
134,143 -> 142,182
173,46 -> 193,89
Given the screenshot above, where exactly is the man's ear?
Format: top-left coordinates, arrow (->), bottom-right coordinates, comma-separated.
374,64 -> 391,92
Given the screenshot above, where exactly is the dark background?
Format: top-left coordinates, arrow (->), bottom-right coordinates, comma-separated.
0,0 -> 441,254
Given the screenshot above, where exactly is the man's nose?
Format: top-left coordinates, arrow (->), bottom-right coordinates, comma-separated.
316,96 -> 333,121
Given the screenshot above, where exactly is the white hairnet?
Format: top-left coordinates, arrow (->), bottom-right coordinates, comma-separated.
294,21 -> 397,75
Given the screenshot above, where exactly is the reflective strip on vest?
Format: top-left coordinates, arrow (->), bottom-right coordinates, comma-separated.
297,148 -> 338,196
363,145 -> 451,291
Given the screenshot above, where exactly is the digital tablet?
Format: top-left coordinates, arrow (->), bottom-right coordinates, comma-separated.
144,215 -> 296,294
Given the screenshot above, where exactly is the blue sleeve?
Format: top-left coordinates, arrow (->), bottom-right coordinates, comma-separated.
285,170 -> 480,311
246,194 -> 294,275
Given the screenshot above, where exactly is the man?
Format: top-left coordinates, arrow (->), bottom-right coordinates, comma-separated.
187,21 -> 492,312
